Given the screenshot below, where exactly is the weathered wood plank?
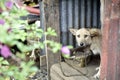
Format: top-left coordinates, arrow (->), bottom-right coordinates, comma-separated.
40,55 -> 47,67
42,0 -> 61,80
39,0 -> 46,56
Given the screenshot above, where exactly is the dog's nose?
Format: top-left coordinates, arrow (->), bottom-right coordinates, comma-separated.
80,42 -> 84,46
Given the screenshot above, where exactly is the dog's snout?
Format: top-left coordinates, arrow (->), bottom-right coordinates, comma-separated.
80,42 -> 84,47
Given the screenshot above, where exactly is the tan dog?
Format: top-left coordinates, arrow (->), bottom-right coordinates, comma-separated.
70,28 -> 102,79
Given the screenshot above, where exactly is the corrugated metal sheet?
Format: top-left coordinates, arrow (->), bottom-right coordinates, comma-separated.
60,0 -> 101,47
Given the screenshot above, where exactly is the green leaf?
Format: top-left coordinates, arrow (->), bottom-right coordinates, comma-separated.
62,54 -> 70,58
0,57 -> 4,61
52,48 -> 59,53
36,29 -> 43,33
2,60 -> 9,65
21,37 -> 26,41
7,71 -> 14,76
66,45 -> 73,49
30,67 -> 38,72
39,42 -> 44,49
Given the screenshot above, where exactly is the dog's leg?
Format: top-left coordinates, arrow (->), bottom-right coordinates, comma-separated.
94,64 -> 101,79
94,67 -> 100,79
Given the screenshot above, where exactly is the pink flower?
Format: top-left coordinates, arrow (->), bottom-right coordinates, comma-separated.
5,1 -> 13,10
0,19 -> 5,25
61,46 -> 70,55
0,45 -> 11,58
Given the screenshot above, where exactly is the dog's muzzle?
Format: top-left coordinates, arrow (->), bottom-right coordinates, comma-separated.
79,42 -> 85,47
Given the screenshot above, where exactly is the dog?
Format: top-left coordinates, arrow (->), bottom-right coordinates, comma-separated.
69,28 -> 102,79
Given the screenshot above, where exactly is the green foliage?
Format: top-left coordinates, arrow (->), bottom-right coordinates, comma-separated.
0,57 -> 38,80
45,27 -> 57,36
45,40 -> 62,53
0,57 -> 9,65
0,0 -> 66,80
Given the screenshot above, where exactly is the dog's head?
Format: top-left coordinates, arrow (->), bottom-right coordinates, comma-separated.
69,28 -> 101,47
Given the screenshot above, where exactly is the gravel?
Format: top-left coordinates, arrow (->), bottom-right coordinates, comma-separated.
29,69 -> 48,80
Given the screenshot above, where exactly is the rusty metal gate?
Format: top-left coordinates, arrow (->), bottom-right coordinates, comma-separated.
60,0 -> 101,47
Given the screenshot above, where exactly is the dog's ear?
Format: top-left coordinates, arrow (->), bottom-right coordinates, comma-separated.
89,29 -> 101,37
69,29 -> 77,35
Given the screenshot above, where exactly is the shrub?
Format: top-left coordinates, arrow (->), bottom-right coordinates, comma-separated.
0,0 -> 72,80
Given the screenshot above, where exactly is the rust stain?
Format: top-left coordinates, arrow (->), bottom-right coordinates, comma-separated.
100,19 -> 110,80
101,18 -> 119,80
100,0 -> 120,79
111,0 -> 120,18
107,19 -> 118,80
104,0 -> 112,18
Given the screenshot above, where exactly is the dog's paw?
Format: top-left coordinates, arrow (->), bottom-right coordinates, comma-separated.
96,67 -> 100,71
94,73 -> 100,79
93,70 -> 100,79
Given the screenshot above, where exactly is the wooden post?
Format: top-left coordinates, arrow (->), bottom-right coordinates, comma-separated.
42,0 -> 61,80
101,0 -> 120,80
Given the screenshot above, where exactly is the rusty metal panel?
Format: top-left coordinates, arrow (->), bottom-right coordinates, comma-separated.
101,0 -> 120,79
60,0 -> 101,46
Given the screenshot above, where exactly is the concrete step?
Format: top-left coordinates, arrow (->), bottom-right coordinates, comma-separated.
50,62 -> 97,80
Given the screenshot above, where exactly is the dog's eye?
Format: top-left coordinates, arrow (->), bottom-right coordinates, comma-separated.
77,35 -> 80,38
84,35 -> 88,38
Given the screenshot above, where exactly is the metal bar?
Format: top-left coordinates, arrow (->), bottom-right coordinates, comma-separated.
60,0 -> 67,46
86,0 -> 92,28
74,0 -> 79,29
67,0 -> 73,46
97,0 -> 101,28
92,0 -> 97,28
74,0 -> 79,47
80,0 -> 85,28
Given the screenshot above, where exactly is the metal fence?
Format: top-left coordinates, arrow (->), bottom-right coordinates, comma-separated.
60,0 -> 101,47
